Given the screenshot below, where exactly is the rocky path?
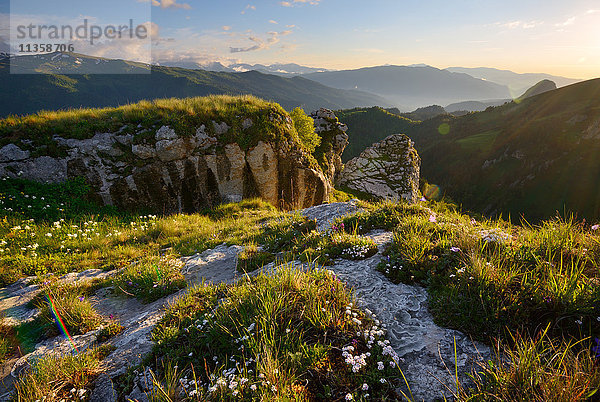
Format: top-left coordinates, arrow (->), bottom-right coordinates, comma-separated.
329,231 -> 488,401
0,202 -> 489,401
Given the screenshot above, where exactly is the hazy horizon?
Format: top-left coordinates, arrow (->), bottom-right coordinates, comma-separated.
1,0 -> 599,80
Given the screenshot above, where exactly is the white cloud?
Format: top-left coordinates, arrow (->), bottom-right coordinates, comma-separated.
269,20 -> 278,24
241,4 -> 256,14
280,0 -> 321,7
555,17 -> 576,27
230,30 -> 292,53
497,20 -> 543,30
139,0 -> 191,10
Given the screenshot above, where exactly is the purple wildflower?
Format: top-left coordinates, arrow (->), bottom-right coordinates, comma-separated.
450,247 -> 461,253
78,296 -> 84,302
592,338 -> 600,360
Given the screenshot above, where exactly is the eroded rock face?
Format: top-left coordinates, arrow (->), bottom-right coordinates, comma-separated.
337,134 -> 420,203
0,114 -> 341,212
311,108 -> 349,183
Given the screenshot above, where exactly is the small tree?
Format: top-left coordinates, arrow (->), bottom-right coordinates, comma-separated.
290,107 -> 321,154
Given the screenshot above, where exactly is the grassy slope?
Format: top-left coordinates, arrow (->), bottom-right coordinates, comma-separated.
408,78 -> 600,221
2,179 -> 599,400
0,54 -> 388,118
338,79 -> 600,221
0,95 -> 311,160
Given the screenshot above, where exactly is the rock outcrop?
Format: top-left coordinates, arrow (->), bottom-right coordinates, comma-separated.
0,111 -> 345,212
337,134 -> 420,203
311,108 -> 349,183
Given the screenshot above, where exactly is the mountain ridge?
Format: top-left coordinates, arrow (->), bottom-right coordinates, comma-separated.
0,53 -> 390,117
305,65 -> 512,110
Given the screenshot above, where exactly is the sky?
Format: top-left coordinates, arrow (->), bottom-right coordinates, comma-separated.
1,0 -> 599,78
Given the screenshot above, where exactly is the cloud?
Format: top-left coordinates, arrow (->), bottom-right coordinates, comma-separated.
555,17 -> 576,27
280,0 -> 321,7
139,0 -> 191,10
351,48 -> 384,54
230,30 -> 292,53
241,4 -> 256,14
222,26 -> 232,31
269,20 -> 278,24
498,20 -> 543,30
586,9 -> 599,15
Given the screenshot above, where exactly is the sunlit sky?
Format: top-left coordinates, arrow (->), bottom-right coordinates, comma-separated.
1,0 -> 599,78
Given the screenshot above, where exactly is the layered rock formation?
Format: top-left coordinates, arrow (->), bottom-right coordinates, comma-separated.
337,134 -> 420,203
0,110 -> 346,213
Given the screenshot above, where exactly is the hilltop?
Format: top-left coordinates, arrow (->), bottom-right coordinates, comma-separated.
0,96 -> 350,213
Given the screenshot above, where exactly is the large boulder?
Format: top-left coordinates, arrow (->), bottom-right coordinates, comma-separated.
337,134 -> 420,203
0,112 -> 341,212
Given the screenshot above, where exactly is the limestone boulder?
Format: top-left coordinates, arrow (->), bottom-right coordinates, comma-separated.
337,134 -> 420,203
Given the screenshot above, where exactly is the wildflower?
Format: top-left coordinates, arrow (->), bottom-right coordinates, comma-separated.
362,383 -> 369,391
592,338 -> 600,359
345,394 -> 353,401
377,361 -> 384,371
109,314 -> 114,320
78,296 -> 84,302
450,247 -> 460,253
429,215 -> 437,223
592,224 -> 600,231
250,384 -> 257,391
380,378 -> 386,383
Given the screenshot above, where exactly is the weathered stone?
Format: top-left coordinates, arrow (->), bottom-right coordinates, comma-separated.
310,108 -> 349,182
155,138 -> 190,162
246,141 -> 278,205
213,121 -> 229,135
194,126 -> 217,149
0,144 -> 29,162
242,118 -> 253,130
338,134 -> 421,203
131,144 -> 156,159
154,125 -> 177,141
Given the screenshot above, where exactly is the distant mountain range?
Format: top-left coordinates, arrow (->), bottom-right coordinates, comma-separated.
156,60 -> 330,76
0,53 -> 389,117
338,78 -> 600,221
305,65 -> 512,111
445,66 -> 580,96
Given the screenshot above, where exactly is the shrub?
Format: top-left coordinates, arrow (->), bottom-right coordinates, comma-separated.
290,107 -> 321,154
